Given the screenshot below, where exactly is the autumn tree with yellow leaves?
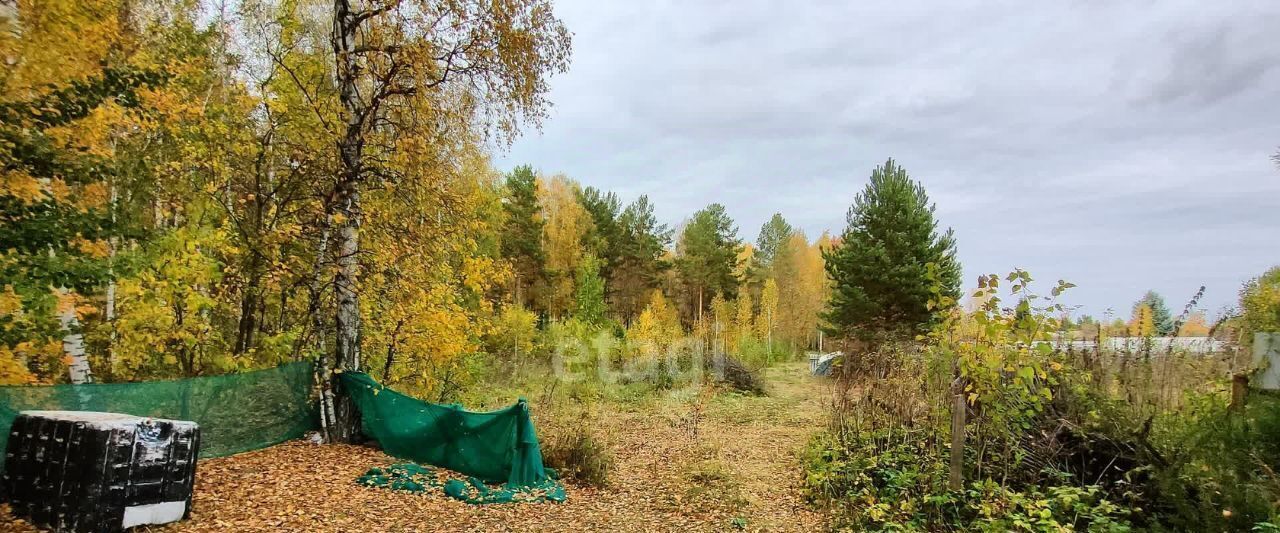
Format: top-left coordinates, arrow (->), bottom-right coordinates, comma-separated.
1129,304 -> 1156,337
0,1 -> 845,409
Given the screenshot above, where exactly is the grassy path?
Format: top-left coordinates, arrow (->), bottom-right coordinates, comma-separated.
0,363 -> 831,532
693,362 -> 831,530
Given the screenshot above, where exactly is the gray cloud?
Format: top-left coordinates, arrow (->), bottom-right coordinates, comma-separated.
500,0 -> 1280,316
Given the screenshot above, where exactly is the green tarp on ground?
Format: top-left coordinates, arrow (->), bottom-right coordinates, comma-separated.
338,371 -> 565,504
0,361 -> 317,469
357,463 -> 565,504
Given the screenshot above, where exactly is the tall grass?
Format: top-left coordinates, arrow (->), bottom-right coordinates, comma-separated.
805,273 -> 1278,530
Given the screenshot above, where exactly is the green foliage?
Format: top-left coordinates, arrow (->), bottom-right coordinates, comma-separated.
574,253 -> 607,325
576,187 -> 622,279
501,165 -> 547,305
0,67 -> 165,369
810,266 -> 1280,530
1239,266 -> 1280,347
677,203 -> 742,316
940,271 -> 1076,446
484,304 -> 540,361
103,222 -> 236,378
1139,393 -> 1280,530
1132,290 -> 1175,336
802,427 -> 1132,531
753,213 -> 794,278
735,334 -> 767,365
822,158 -> 960,342
611,195 -> 670,320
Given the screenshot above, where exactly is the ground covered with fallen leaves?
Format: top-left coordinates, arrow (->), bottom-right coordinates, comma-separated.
1,363 -> 830,532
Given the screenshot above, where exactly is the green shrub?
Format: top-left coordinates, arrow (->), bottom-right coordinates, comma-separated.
802,426 -> 1134,531
1135,392 -> 1280,530
806,268 -> 1280,530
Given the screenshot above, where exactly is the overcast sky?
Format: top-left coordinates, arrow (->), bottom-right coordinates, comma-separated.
497,0 -> 1280,318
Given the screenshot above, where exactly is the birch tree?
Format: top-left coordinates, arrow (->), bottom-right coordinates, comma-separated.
323,0 -> 570,441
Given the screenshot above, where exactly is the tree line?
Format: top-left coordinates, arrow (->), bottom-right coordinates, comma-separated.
0,0 -> 570,429
0,0 -> 833,416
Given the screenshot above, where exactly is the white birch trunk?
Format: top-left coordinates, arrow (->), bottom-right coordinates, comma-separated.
59,288 -> 92,384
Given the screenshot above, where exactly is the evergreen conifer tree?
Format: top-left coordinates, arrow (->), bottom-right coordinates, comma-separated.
822,159 -> 960,342
677,204 -> 741,320
500,166 -> 546,307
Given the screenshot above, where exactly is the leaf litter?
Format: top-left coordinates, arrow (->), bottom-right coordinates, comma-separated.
0,363 -> 826,532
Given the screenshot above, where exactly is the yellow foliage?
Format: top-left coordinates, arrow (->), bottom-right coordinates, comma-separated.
361,145 -> 509,396
0,347 -> 38,385
0,0 -> 126,96
109,224 -> 237,379
626,289 -> 682,358
72,237 -> 111,259
774,232 -> 828,347
1129,304 -> 1155,337
735,286 -> 754,339
0,285 -> 22,316
0,286 -> 64,383
1178,312 -> 1210,337
0,341 -> 59,385
46,101 -> 130,159
77,183 -> 110,212
757,278 -> 779,339
538,174 -> 593,316
487,305 -> 539,360
1,171 -> 47,204
709,293 -> 733,351
734,244 -> 756,282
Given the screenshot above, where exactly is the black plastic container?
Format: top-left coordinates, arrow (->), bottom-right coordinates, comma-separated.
3,411 -> 199,532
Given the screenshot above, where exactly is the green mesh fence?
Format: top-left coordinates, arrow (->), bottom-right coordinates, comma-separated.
0,361 -> 317,467
340,371 -> 565,504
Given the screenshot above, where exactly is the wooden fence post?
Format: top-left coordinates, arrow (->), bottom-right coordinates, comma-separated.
949,392 -> 966,491
1230,373 -> 1249,412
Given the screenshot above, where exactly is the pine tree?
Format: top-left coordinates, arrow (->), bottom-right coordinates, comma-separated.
613,195 -> 670,321
754,213 -> 794,278
500,166 -> 546,308
676,204 -> 741,321
577,186 -> 622,278
822,159 -> 960,342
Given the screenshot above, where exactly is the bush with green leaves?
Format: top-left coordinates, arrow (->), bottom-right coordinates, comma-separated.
1133,392 -> 1280,530
807,267 -> 1280,530
802,426 -> 1133,531
1239,265 -> 1280,348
